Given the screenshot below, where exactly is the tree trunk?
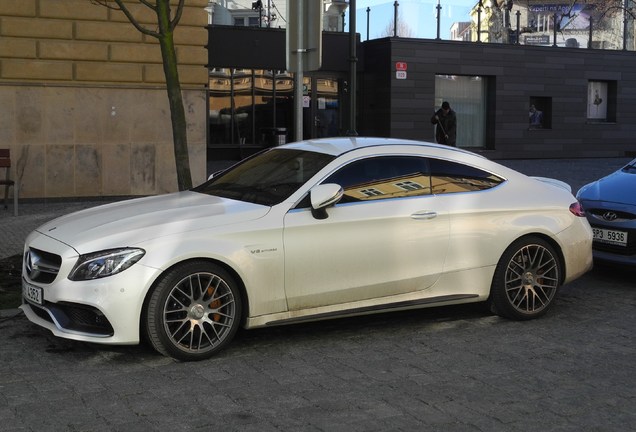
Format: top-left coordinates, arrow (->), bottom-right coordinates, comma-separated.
156,0 -> 192,191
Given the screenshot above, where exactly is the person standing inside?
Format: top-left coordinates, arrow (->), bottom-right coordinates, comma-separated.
430,101 -> 457,146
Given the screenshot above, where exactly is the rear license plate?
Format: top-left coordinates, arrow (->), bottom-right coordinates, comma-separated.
592,228 -> 628,246
22,280 -> 43,305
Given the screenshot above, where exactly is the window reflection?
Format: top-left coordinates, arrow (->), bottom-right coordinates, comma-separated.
324,156 -> 504,203
209,68 -> 294,155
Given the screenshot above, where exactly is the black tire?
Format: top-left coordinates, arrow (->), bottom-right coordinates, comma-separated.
489,236 -> 561,321
145,260 -> 242,361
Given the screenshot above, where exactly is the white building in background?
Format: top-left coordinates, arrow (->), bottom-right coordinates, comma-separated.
464,0 -> 631,49
450,22 -> 471,41
206,0 -> 349,31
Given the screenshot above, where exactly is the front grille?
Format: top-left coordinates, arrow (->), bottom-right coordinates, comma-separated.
589,208 -> 636,223
24,248 -> 62,284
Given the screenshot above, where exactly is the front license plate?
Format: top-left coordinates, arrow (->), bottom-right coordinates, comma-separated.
592,228 -> 628,246
22,280 -> 43,305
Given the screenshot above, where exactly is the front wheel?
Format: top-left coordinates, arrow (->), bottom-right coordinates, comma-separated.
489,236 -> 561,320
145,261 -> 242,361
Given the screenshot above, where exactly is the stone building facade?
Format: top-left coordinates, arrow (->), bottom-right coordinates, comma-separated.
0,0 -> 209,199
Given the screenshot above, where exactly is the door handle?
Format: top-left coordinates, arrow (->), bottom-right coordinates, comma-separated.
411,211 -> 437,220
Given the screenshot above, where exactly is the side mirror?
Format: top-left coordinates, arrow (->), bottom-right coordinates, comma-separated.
310,183 -> 344,219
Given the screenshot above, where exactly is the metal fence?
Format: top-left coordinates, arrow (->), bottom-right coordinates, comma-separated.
359,1 -> 636,51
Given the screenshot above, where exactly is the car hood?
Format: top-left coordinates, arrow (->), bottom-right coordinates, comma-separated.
35,192 -> 270,254
577,170 -> 636,206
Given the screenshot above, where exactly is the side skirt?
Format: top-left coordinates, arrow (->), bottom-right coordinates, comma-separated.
263,294 -> 479,327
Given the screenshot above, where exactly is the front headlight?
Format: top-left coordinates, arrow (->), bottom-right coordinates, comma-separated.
68,248 -> 145,281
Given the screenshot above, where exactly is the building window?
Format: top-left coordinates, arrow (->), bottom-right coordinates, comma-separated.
360,188 -> 384,198
587,80 -> 616,123
395,181 -> 423,191
233,15 -> 260,27
529,96 -> 551,129
434,75 -> 487,148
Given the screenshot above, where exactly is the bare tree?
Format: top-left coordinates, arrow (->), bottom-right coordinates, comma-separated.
93,0 -> 192,191
490,0 -> 635,45
381,13 -> 415,38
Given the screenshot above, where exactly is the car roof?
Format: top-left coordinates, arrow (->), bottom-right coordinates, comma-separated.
279,137 -> 480,158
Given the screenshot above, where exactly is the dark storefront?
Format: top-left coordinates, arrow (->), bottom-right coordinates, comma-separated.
206,25 -> 353,161
207,25 -> 636,163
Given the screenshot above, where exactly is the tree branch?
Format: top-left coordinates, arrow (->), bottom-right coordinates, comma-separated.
170,0 -> 186,31
93,0 -> 159,38
140,0 -> 156,9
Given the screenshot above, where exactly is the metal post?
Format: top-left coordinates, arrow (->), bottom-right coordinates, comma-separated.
588,16 -> 593,49
553,13 -> 558,47
366,7 -> 370,41
477,1 -> 482,42
347,0 -> 358,136
623,0 -> 629,50
267,0 -> 271,27
272,70 -> 277,127
342,12 -> 346,32
393,1 -> 399,37
436,0 -> 441,40
230,69 -> 235,145
293,1 -> 304,142
516,10 -> 520,45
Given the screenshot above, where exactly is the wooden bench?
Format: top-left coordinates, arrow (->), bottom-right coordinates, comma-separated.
0,149 -> 18,216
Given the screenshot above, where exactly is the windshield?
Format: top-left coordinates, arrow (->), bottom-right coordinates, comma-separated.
622,158 -> 636,173
193,148 -> 336,206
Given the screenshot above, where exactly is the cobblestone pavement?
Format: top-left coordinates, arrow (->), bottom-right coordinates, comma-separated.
0,266 -> 634,431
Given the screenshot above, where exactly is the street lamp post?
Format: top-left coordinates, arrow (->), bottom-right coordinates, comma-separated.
393,1 -> 399,37
347,0 -> 358,135
477,1 -> 482,42
623,0 -> 629,50
516,10 -> 520,45
436,0 -> 441,40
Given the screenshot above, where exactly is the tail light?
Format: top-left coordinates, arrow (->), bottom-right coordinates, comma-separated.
569,201 -> 586,217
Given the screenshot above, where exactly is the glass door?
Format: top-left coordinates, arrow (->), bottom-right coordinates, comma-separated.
303,74 -> 342,140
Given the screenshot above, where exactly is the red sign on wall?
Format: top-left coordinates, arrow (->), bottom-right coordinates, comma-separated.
395,62 -> 408,71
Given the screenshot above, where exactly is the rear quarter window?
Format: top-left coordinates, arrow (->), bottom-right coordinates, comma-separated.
429,159 -> 504,194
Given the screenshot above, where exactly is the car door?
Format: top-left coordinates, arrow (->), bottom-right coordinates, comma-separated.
282,155 -> 451,310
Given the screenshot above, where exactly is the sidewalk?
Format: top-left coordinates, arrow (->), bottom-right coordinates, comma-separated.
0,157 -> 631,261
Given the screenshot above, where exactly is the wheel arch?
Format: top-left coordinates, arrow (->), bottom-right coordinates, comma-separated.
487,232 -> 566,320
139,257 -> 250,339
502,232 -> 567,286
529,233 -> 566,285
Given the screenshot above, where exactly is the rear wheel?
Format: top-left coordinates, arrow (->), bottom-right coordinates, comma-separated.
145,261 -> 242,361
489,236 -> 561,320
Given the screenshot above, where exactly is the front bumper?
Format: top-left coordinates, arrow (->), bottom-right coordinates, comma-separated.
21,233 -> 160,345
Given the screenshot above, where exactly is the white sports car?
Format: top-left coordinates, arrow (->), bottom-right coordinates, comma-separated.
21,138 -> 593,361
